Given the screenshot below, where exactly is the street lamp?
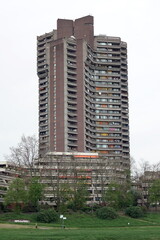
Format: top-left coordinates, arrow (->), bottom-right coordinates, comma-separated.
60,215 -> 67,228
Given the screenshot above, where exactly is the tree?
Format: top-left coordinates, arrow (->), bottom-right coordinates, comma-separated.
5,135 -> 38,177
105,182 -> 134,210
27,177 -> 44,211
149,179 -> 160,209
68,183 -> 89,211
96,207 -> 118,219
92,156 -> 111,205
4,178 -> 27,212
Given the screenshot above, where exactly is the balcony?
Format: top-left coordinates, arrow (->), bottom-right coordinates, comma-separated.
37,55 -> 45,61
121,108 -> 128,114
67,100 -> 77,106
39,78 -> 48,85
67,110 -> 77,116
39,115 -> 48,121
39,125 -> 48,131
121,91 -> 128,97
37,39 -> 45,45
121,48 -> 127,54
37,60 -> 46,67
67,51 -> 76,57
38,71 -> 48,78
67,62 -> 77,69
67,80 -> 77,87
37,50 -> 45,58
39,104 -> 47,111
67,74 -> 77,81
67,42 -> 76,49
39,130 -> 48,136
67,122 -> 77,129
68,134 -> 77,140
68,116 -> 77,122
39,122 -> 48,127
67,56 -> 76,62
121,75 -> 127,80
122,135 -> 129,141
68,141 -> 78,147
39,88 -> 48,95
68,128 -> 77,134
67,87 -> 77,93
68,103 -> 77,110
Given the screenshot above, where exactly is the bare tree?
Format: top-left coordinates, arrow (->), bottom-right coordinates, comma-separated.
5,135 -> 38,177
130,157 -> 141,183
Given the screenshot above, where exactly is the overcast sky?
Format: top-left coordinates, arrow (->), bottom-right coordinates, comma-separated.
0,0 -> 160,167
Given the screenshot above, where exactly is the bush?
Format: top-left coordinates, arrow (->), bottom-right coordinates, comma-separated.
96,207 -> 118,220
125,206 -> 144,218
36,208 -> 58,223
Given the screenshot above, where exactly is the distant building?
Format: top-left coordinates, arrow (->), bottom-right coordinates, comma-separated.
133,171 -> 160,206
0,162 -> 19,203
35,152 -> 128,205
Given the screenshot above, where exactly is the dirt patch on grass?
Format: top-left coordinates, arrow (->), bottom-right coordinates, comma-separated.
0,223 -> 53,229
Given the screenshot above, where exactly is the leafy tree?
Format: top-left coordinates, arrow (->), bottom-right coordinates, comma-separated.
27,178 -> 44,211
105,182 -> 134,210
68,183 -> 89,211
73,184 -> 88,210
130,189 -> 142,206
149,179 -> 160,209
58,183 -> 74,212
4,178 -> 27,212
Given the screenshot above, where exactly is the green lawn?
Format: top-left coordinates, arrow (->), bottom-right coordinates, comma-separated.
0,212 -> 159,228
0,212 -> 160,239
1,227 -> 160,240
0,212 -> 37,222
142,212 -> 160,224
63,212 -> 158,228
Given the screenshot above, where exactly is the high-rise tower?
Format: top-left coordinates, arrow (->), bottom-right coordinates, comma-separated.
37,16 -> 129,170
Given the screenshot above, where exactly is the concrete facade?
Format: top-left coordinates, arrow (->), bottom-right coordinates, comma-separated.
35,152 -> 127,205
37,16 -> 130,173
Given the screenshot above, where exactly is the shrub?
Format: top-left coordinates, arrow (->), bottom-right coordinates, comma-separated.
125,206 -> 144,218
96,207 -> 118,220
36,208 -> 58,223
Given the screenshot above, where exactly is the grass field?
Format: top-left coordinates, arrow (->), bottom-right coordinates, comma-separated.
0,212 -> 160,239
1,226 -> 160,240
